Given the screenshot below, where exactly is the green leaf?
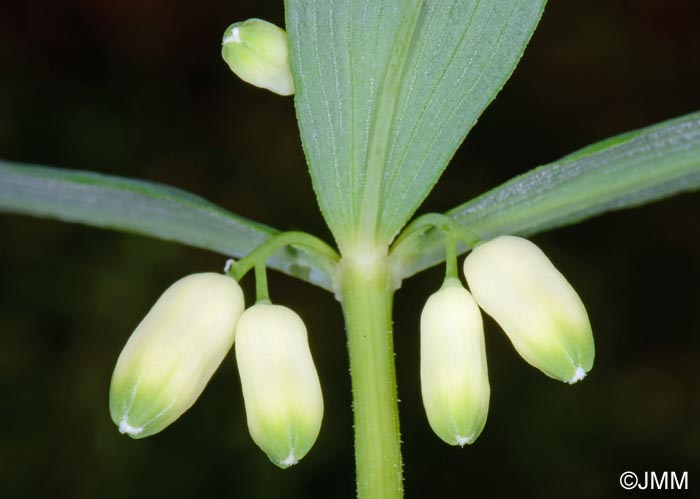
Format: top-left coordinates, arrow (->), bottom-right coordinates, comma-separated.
286,0 -> 546,251
390,111 -> 700,282
0,161 -> 336,291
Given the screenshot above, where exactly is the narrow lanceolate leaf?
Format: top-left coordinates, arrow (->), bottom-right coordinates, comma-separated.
391,111 -> 700,282
286,0 -> 546,251
0,161 -> 336,290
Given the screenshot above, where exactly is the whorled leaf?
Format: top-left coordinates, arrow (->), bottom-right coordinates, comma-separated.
0,161 -> 336,290
287,0 -> 546,251
390,111 -> 700,282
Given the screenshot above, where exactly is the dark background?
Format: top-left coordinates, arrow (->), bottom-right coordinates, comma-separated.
1,1 -> 699,498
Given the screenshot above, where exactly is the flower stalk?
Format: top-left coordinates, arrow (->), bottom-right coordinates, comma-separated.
226,231 -> 340,283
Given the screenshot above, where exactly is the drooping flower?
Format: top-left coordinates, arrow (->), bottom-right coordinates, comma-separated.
109,273 -> 244,438
420,278 -> 490,446
463,235 -> 594,384
221,18 -> 295,96
235,303 -> 323,468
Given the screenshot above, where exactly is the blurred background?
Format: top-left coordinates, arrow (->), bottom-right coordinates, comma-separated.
1,1 -> 699,498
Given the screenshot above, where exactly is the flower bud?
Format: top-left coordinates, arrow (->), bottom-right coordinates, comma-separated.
420,278 -> 490,446
221,18 -> 295,96
463,236 -> 594,384
109,273 -> 244,438
235,304 -> 323,468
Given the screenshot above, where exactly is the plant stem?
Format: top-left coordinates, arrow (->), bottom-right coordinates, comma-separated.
338,253 -> 403,499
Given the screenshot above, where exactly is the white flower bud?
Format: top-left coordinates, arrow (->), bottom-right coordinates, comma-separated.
221,18 -> 295,96
420,278 -> 490,446
109,273 -> 244,438
463,236 -> 594,384
235,304 -> 323,468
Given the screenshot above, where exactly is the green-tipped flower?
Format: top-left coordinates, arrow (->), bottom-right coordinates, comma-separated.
221,18 -> 294,96
463,235 -> 594,384
235,304 -> 323,468
420,278 -> 490,446
109,273 -> 244,438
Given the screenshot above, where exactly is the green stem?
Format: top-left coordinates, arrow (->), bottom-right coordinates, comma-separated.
227,230 -> 340,281
338,252 -> 403,499
444,232 -> 458,280
254,263 -> 271,303
390,213 -> 481,253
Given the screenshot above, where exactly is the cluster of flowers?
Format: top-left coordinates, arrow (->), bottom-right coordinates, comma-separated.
109,234 -> 593,468
420,236 -> 595,446
109,273 -> 323,469
113,23 -> 594,461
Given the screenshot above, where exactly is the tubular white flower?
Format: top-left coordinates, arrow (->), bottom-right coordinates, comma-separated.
235,304 -> 323,468
420,278 -> 490,446
221,18 -> 295,96
463,235 -> 594,384
109,273 -> 244,438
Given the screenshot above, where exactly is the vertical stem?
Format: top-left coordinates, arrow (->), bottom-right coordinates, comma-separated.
338,253 -> 403,499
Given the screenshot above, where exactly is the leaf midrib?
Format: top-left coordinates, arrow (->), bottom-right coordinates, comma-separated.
355,0 -> 423,250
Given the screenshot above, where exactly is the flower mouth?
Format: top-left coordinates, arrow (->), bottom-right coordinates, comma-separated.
280,450 -> 298,468
119,417 -> 144,436
455,434 -> 475,447
568,366 -> 587,385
